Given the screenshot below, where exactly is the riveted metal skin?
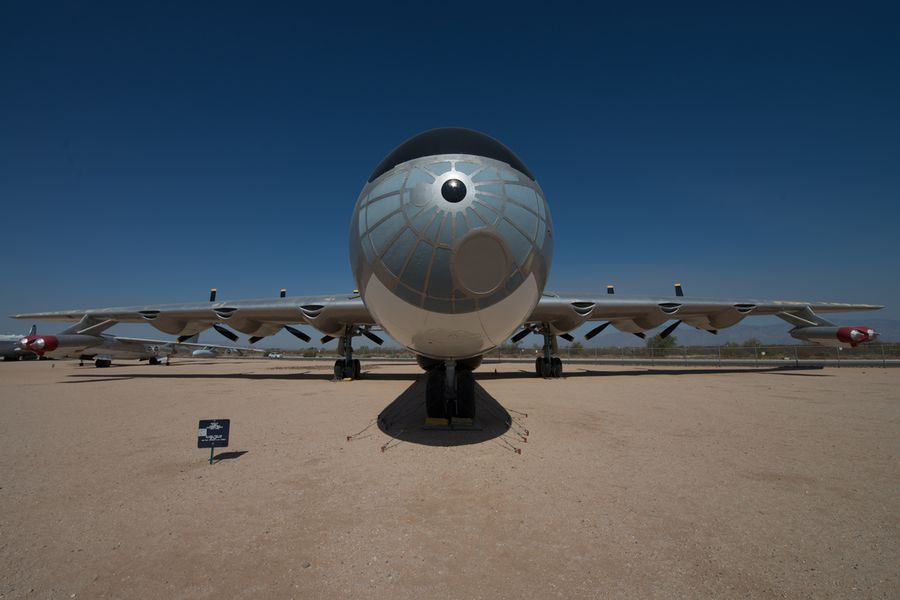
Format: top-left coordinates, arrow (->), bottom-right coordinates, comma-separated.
350,154 -> 553,359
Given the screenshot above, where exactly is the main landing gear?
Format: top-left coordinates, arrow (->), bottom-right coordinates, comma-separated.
333,335 -> 361,380
422,357 -> 480,425
535,331 -> 564,378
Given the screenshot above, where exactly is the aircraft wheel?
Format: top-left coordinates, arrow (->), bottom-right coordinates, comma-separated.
551,357 -> 563,378
95,359 -> 111,368
333,359 -> 344,379
457,370 -> 476,419
425,367 -> 446,419
149,357 -> 160,365
535,357 -> 542,376
353,359 -> 361,379
539,358 -> 552,378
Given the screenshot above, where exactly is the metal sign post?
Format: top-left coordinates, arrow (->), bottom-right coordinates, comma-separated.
197,419 -> 230,464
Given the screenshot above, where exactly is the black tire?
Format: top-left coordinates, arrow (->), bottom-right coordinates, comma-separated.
333,359 -> 344,379
425,368 -> 447,419
353,359 -> 361,379
457,370 -> 476,419
552,357 -> 563,378
535,357 -> 542,376
95,359 -> 111,368
540,358 -> 551,378
149,357 -> 160,365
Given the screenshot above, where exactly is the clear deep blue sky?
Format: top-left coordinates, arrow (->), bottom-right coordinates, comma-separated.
1,2 -> 898,346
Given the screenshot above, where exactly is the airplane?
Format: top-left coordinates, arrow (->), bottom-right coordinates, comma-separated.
14,128 -> 882,421
1,324 -> 39,361
5,321 -> 256,367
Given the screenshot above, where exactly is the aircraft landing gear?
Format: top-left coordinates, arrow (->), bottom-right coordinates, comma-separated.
535,332 -> 563,378
424,359 -> 476,425
534,356 -> 563,378
95,358 -> 111,368
333,335 -> 361,380
334,358 -> 361,379
149,357 -> 161,365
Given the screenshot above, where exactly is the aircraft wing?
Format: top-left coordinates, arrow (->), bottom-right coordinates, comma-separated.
13,294 -> 374,344
527,291 -> 883,341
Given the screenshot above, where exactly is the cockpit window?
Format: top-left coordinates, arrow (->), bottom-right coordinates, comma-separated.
368,128 -> 536,182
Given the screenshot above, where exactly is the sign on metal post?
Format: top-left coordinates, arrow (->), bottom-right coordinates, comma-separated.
198,419 -> 230,464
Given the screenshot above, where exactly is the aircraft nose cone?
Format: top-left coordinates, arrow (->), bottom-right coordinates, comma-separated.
441,178 -> 467,203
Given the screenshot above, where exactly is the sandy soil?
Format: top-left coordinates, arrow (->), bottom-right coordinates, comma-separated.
0,359 -> 897,599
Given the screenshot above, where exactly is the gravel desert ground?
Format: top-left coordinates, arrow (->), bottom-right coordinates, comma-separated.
1,359 -> 897,599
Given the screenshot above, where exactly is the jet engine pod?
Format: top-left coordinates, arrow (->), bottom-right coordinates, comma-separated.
18,335 -> 59,355
790,325 -> 880,347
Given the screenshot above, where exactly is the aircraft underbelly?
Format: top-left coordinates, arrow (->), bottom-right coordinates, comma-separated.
363,273 -> 539,360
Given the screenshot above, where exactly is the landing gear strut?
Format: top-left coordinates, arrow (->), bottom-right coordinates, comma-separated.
333,335 -> 361,380
534,331 -> 563,378
424,359 -> 477,425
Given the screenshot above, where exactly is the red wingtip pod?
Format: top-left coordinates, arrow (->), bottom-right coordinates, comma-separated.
837,327 -> 879,347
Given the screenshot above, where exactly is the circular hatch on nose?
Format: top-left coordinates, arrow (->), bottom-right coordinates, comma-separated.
452,232 -> 510,295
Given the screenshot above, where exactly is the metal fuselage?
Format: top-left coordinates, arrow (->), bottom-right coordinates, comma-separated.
15,333 -> 184,361
350,153 -> 553,360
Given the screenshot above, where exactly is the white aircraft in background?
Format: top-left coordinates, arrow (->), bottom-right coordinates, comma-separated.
15,128 -> 882,420
3,322 -> 256,367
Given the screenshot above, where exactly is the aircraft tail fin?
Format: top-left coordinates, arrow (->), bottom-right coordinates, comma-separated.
28,324 -> 36,336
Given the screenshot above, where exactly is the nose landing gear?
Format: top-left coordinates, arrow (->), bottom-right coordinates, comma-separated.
424,359 -> 477,427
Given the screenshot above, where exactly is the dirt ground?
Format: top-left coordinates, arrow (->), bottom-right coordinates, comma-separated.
0,358 -> 897,599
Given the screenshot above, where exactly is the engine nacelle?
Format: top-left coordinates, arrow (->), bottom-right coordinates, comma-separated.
17,335 -> 59,355
192,349 -> 218,358
790,326 -> 879,348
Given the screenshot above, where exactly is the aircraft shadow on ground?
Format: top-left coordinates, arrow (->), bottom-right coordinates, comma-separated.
63,370 -> 418,384
63,363 -> 825,385
476,364 -> 826,379
376,378 -> 512,447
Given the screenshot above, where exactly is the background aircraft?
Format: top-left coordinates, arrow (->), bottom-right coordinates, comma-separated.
3,321 -> 256,367
1,325 -> 38,361
15,129 -> 882,420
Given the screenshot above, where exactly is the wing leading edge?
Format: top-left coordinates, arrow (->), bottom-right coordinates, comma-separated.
13,294 -> 374,343
528,291 -> 883,345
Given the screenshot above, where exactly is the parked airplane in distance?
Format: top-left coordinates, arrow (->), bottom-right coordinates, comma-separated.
1,324 -> 38,361
3,323 -> 255,367
15,128 -> 882,421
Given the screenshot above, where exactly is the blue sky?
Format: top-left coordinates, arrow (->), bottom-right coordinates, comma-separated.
1,2 -> 898,347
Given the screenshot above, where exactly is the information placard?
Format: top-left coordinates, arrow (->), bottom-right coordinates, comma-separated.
197,419 -> 230,449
